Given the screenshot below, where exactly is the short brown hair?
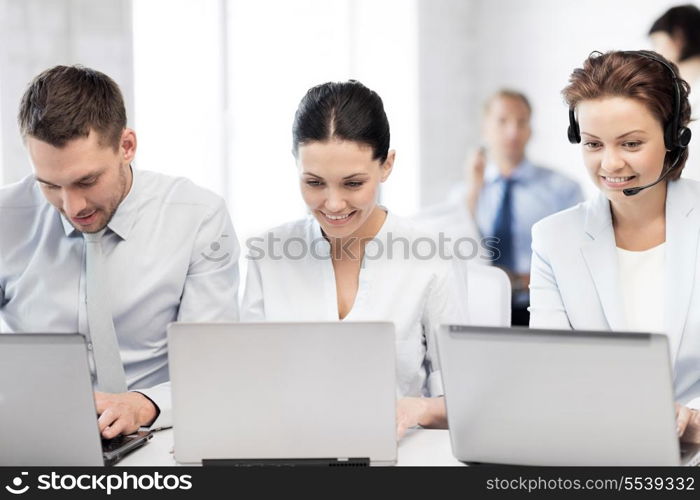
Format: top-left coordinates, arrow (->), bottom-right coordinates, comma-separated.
18,65 -> 126,150
483,89 -> 532,117
562,50 -> 691,179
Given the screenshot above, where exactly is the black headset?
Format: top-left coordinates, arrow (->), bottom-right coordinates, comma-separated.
567,51 -> 692,157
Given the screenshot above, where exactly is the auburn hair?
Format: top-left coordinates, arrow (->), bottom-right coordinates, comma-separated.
562,50 -> 691,179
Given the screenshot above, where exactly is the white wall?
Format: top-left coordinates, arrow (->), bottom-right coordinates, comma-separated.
225,0 -> 421,250
0,0 -> 134,186
418,0 -> 479,206
132,0 -> 226,198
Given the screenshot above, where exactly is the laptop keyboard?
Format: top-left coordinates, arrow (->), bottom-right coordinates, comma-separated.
102,434 -> 137,453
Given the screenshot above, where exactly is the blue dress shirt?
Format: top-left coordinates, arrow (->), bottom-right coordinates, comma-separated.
0,169 -> 240,428
473,160 -> 584,275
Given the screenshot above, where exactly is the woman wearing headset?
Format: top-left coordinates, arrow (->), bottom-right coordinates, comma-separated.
241,80 -> 468,438
529,50 -> 700,443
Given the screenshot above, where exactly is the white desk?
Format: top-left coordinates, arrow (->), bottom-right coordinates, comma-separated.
119,428 -> 464,466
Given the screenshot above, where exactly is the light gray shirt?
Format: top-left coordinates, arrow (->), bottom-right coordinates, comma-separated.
0,169 -> 240,428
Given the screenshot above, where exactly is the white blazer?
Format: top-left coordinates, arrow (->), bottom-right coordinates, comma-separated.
241,211 -> 469,399
529,178 -> 700,408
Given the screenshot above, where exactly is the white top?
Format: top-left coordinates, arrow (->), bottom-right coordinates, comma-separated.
241,211 -> 469,398
0,170 -> 241,428
616,243 -> 666,334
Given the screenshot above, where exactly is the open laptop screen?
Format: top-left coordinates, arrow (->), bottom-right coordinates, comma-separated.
437,325 -> 680,466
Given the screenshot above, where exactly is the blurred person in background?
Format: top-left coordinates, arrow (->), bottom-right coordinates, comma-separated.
416,90 -> 582,326
650,4 -> 700,180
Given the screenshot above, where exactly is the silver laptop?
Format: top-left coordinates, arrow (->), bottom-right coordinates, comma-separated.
0,334 -> 152,466
437,325 -> 700,466
168,322 -> 397,466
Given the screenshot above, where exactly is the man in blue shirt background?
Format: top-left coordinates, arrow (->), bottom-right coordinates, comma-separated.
420,90 -> 583,325
471,90 -> 583,325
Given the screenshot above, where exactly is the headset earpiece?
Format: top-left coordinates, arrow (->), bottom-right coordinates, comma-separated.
567,108 -> 580,144
664,124 -> 675,151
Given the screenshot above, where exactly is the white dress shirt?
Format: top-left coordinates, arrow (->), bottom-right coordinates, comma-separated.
617,243 -> 665,335
241,210 -> 469,398
0,169 -> 240,428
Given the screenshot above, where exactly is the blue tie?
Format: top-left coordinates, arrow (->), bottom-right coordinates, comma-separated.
492,178 -> 514,271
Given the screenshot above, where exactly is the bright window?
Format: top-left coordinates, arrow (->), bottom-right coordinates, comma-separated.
133,0 -> 420,252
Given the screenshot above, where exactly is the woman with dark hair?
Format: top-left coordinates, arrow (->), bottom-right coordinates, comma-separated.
241,80 -> 468,438
650,4 -> 700,180
529,50 -> 700,443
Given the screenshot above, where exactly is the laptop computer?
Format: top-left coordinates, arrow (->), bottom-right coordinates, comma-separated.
0,334 -> 152,466
168,322 -> 397,466
437,325 -> 700,466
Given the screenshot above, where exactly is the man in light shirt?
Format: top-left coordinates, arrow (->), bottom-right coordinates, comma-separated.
0,65 -> 240,437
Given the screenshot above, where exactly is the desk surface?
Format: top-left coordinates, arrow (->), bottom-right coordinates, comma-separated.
119,428 -> 464,467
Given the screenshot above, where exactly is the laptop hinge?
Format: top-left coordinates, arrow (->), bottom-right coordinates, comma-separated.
203,457 -> 370,467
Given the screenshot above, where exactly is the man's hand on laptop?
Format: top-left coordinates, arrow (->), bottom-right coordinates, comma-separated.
94,391 -> 158,439
676,403 -> 700,443
396,397 -> 448,439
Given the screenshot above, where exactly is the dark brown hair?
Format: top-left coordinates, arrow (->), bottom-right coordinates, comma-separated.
562,50 -> 691,179
18,65 -> 126,150
649,4 -> 700,61
292,80 -> 390,163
